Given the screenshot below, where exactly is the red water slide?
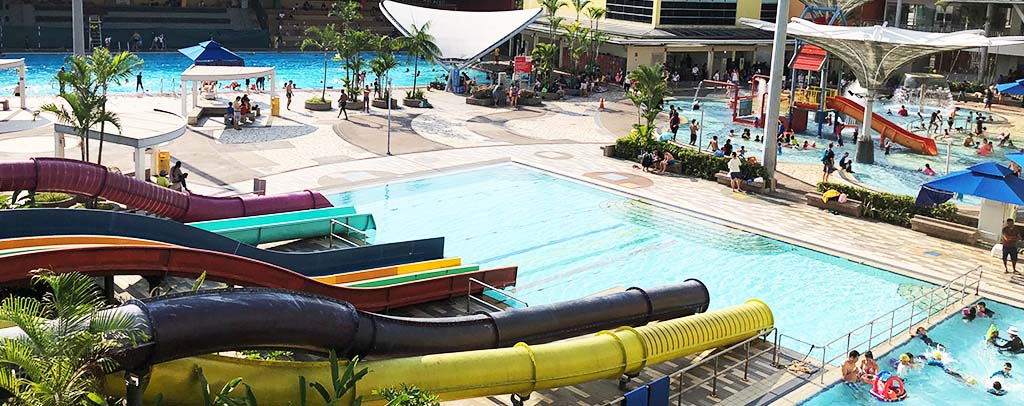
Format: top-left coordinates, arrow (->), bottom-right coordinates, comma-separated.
0,158 -> 332,222
826,96 -> 939,155
0,245 -> 518,312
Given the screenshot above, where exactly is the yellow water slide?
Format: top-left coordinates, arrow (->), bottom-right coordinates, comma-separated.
107,300 -> 773,406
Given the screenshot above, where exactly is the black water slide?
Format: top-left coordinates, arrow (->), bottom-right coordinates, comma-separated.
70,280 -> 710,370
0,209 -> 443,276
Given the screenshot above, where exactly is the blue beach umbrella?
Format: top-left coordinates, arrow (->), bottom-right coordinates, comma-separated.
996,79 -> 1024,95
921,162 -> 1024,205
178,41 -> 245,66
1005,151 -> 1024,168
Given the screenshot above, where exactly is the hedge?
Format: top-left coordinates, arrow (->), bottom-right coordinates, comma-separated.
816,182 -> 960,227
613,135 -> 767,181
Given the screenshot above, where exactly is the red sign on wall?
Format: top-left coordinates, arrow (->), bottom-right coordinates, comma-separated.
514,56 -> 532,73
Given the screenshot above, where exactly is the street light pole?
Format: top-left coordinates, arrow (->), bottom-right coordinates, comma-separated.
386,77 -> 393,156
945,135 -> 952,175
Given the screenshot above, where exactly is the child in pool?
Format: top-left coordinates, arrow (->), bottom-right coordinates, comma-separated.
921,164 -> 936,176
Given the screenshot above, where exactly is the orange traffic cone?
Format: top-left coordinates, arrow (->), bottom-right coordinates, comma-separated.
599,98 -> 605,109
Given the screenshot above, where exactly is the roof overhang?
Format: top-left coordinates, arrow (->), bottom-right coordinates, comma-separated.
379,0 -> 542,69
54,110 -> 186,149
181,65 -> 274,82
0,59 -> 25,71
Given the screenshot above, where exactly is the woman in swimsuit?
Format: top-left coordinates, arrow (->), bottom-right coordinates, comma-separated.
858,351 -> 880,384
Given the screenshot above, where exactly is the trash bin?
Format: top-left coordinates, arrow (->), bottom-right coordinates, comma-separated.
157,151 -> 171,174
271,97 -> 281,116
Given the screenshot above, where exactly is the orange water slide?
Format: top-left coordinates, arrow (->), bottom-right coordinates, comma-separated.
826,96 -> 938,155
0,245 -> 517,312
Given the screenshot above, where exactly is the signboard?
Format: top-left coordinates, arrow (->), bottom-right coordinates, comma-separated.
514,56 -> 532,73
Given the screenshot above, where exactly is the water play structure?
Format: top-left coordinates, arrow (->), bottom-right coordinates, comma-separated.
0,158 -> 332,222
827,96 -> 939,155
54,291 -> 772,406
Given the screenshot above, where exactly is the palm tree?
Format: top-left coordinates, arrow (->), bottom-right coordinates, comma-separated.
369,35 -> 400,101
570,0 -> 591,22
301,24 -> 343,102
329,0 -> 361,28
0,271 -> 147,406
562,21 -> 589,74
44,57 -> 120,162
88,47 -> 142,166
531,43 -> 559,89
585,7 -> 607,59
401,22 -> 441,98
340,29 -> 372,93
627,64 -> 668,142
539,0 -> 567,40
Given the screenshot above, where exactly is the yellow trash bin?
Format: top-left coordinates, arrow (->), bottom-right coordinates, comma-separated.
157,151 -> 171,174
271,97 -> 281,116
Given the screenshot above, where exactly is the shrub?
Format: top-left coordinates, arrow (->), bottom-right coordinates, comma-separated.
518,90 -> 537,99
306,97 -> 330,104
816,182 -> 961,227
33,192 -> 73,203
375,384 -> 440,406
470,86 -> 494,99
613,134 -> 767,181
405,89 -> 426,100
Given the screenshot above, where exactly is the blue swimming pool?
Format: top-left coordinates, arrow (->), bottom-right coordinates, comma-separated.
329,164 -> 934,352
803,300 -> 1024,405
0,52 -> 487,94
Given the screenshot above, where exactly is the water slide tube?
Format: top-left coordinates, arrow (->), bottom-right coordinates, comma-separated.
0,158 -> 333,222
312,257 -> 464,284
0,245 -> 516,312
187,207 -> 377,245
826,96 -> 939,155
0,209 -> 444,276
103,298 -> 769,406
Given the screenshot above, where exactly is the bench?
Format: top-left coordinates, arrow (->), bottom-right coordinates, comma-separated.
716,172 -> 766,193
187,106 -> 230,125
805,192 -> 863,217
911,216 -> 978,244
0,99 -> 9,111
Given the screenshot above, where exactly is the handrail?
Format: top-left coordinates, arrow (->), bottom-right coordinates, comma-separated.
467,277 -> 528,312
597,328 -> 779,406
202,215 -> 363,234
329,218 -> 369,248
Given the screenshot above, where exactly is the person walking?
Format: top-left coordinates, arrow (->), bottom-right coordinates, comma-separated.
337,91 -> 349,120
285,80 -> 294,110
57,66 -> 66,94
136,71 -> 144,92
821,143 -> 836,183
362,85 -> 371,113
689,119 -> 699,146
1002,219 -> 1021,274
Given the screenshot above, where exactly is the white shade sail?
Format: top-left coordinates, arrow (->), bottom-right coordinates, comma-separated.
0,59 -> 25,71
379,0 -> 542,69
796,0 -> 872,15
742,18 -> 1024,90
181,65 -> 275,82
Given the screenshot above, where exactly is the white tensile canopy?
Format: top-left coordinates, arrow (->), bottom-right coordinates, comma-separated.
0,58 -> 27,109
379,0 -> 542,69
179,65 -> 276,117
796,0 -> 872,14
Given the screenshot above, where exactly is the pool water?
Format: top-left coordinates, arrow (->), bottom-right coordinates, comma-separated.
329,164 -> 934,353
666,98 -> 1012,203
0,52 -> 488,94
803,301 -> 1024,405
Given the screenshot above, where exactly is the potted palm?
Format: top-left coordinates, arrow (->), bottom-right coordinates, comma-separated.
531,43 -> 561,100
301,24 -> 342,111
466,85 -> 496,106
401,22 -> 441,108
43,56 -> 120,162
369,34 -> 400,109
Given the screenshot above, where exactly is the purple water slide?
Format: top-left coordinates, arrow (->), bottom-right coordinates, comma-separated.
0,158 -> 332,222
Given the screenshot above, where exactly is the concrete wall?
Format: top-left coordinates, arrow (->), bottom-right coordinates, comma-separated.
524,0 -> 608,19
735,0 -> 762,23
626,46 -> 667,71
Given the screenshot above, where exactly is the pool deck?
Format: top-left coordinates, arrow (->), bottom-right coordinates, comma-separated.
4,89 -> 1024,405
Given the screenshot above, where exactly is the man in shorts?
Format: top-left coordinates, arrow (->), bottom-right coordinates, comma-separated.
1002,219 -> 1021,274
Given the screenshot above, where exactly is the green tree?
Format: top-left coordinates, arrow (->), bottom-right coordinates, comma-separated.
400,22 -> 441,98
561,21 -> 589,74
531,42 -> 559,89
195,367 -> 258,406
88,48 -> 142,166
329,0 -> 361,27
0,271 -> 147,406
585,7 -> 607,60
539,0 -> 567,40
43,56 -> 120,162
569,0 -> 591,22
376,384 -> 440,406
368,35 -> 400,100
627,64 -> 668,142
301,24 -> 343,102
340,29 -> 372,94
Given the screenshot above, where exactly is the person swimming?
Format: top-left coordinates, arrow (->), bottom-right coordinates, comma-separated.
921,164 -> 936,176
926,351 -> 976,385
911,326 -> 943,348
964,302 -> 996,321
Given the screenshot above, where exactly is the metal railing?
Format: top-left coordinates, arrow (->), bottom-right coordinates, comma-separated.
780,266 -> 983,383
328,218 -> 369,248
598,328 -> 780,406
467,278 -> 528,312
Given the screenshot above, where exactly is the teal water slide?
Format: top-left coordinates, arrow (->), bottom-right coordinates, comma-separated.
188,207 -> 376,245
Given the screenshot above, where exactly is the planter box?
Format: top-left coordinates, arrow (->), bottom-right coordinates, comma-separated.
715,172 -> 766,194
564,89 -> 580,97
305,101 -> 332,111
519,97 -> 542,106
371,98 -> 399,109
911,215 -> 978,244
403,98 -> 428,108
805,192 -> 863,217
466,97 -> 495,106
35,197 -> 76,208
601,144 -> 615,157
541,92 -> 561,101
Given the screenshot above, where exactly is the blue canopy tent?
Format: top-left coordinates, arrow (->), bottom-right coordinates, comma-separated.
178,41 -> 245,67
996,79 -> 1024,96
918,162 -> 1024,242
1006,151 -> 1024,169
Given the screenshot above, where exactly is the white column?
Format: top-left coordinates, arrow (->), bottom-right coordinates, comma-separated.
707,49 -> 715,79
760,0 -> 790,191
856,95 -> 876,164
894,0 -> 903,28
181,81 -> 188,117
192,80 -> 198,109
270,72 -> 277,97
54,131 -> 65,158
72,0 -> 85,55
18,65 -> 26,109
134,147 -> 146,181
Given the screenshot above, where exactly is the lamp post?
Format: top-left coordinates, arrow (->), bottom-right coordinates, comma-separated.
386,77 -> 393,156
945,134 -> 953,175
